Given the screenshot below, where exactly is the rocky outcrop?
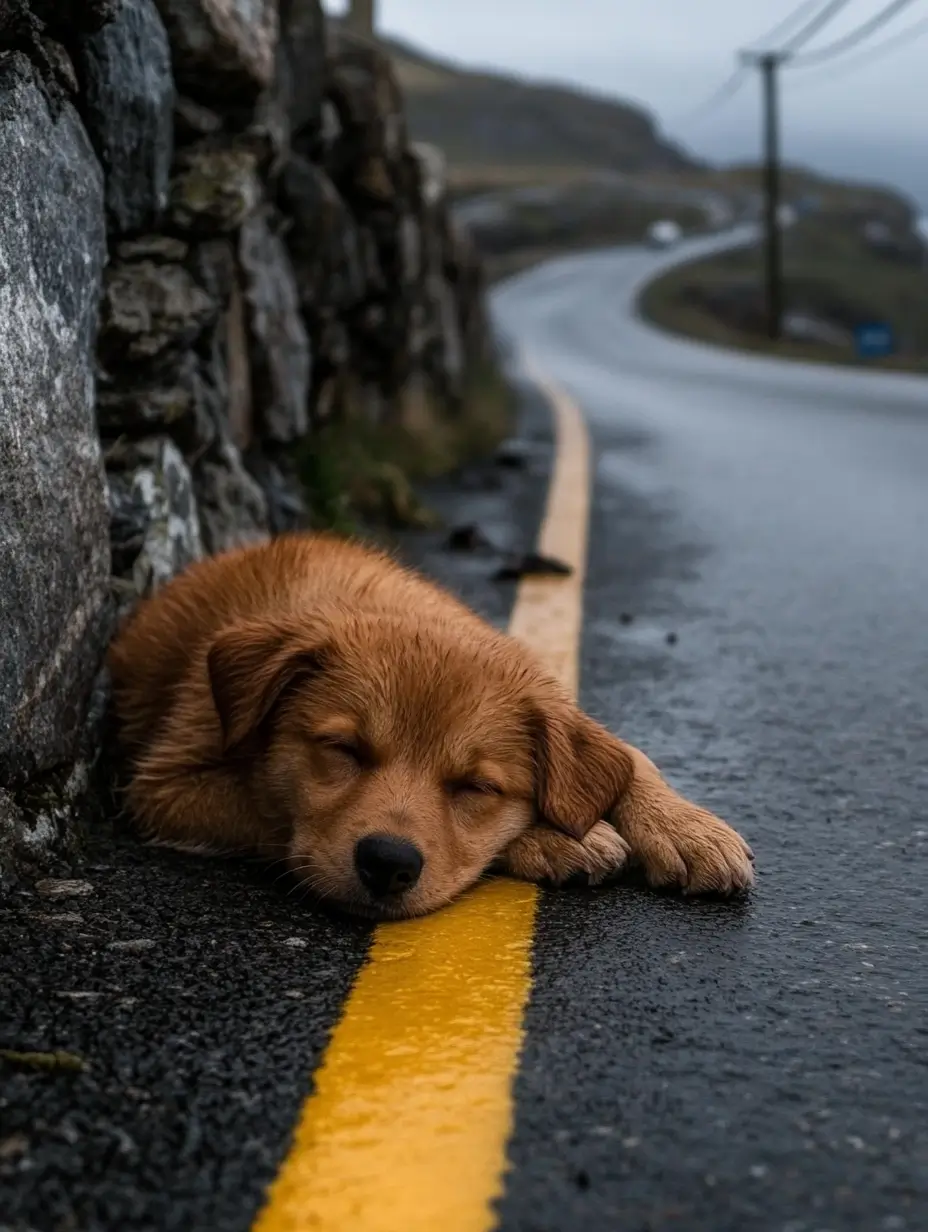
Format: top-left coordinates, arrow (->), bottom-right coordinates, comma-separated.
239,209 -> 312,443
0,56 -> 111,782
107,436 -> 203,612
152,0 -> 279,103
0,52 -> 111,878
77,0 -> 174,235
0,0 -> 492,884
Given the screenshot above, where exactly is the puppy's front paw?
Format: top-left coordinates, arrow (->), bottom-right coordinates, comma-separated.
625,801 -> 754,896
499,820 -> 631,887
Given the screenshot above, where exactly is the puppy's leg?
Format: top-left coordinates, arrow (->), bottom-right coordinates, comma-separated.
498,821 -> 631,887
609,744 -> 754,895
125,736 -> 285,859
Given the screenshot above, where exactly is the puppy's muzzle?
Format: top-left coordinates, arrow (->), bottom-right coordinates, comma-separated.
354,834 -> 424,898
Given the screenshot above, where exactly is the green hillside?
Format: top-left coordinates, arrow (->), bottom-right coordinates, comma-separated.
383,33 -> 699,187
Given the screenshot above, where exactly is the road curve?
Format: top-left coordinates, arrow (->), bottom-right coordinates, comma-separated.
490,242 -> 928,1231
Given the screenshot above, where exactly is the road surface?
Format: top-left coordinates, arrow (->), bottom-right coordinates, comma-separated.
492,237 -> 928,1232
2,236 -> 926,1232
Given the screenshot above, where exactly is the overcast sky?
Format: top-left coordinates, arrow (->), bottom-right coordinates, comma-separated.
323,0 -> 928,208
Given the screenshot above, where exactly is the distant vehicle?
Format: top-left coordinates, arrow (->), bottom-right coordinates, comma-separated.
778,203 -> 798,228
646,219 -> 682,249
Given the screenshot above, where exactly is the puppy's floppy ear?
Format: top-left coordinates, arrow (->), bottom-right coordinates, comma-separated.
533,698 -> 634,839
207,616 -> 329,754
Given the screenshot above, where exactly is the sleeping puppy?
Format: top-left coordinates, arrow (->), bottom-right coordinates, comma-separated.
108,532 -> 754,919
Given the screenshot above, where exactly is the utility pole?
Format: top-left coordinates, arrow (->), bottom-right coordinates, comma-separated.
740,50 -> 790,341
346,0 -> 376,38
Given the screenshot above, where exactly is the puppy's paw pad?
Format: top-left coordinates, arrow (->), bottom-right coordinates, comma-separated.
635,808 -> 754,897
579,821 -> 632,885
500,821 -> 630,887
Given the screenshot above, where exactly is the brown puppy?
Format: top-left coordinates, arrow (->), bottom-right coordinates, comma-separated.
108,532 -> 754,918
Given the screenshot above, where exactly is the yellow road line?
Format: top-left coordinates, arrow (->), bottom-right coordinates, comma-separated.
253,363 -> 590,1232
506,362 -> 590,698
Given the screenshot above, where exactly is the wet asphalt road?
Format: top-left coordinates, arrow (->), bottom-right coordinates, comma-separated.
493,242 -> 928,1232
2,237 -> 927,1232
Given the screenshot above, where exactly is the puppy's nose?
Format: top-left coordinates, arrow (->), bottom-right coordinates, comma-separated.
354,834 -> 424,898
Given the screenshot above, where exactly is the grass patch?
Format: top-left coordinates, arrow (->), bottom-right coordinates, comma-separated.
295,359 -> 515,534
640,214 -> 928,374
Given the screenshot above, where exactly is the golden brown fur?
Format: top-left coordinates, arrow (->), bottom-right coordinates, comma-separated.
108,532 -> 754,918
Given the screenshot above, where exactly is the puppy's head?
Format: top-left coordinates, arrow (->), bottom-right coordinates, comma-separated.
207,609 -> 632,918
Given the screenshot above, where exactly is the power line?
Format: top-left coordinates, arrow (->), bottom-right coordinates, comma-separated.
755,0 -> 842,46
680,0 -> 858,122
736,0 -> 923,342
679,1 -> 815,121
790,0 -> 922,64
789,13 -> 928,85
682,68 -> 748,123
678,0 -> 925,340
781,0 -> 856,50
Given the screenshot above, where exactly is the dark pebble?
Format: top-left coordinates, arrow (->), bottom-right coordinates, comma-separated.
493,552 -> 573,582
445,524 -> 496,552
494,442 -> 530,469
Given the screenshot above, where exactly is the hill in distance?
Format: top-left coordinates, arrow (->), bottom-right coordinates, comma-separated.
381,32 -> 701,189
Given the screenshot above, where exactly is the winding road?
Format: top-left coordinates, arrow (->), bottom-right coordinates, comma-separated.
491,236 -> 928,1231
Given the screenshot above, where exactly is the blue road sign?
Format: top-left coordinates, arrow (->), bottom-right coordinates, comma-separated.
854,322 -> 895,359
795,194 -> 822,217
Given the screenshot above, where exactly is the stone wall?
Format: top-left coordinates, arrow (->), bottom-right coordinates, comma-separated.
0,0 -> 492,884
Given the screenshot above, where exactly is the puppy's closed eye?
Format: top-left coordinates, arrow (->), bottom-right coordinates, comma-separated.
447,776 -> 504,798
315,734 -> 364,759
311,733 -> 372,775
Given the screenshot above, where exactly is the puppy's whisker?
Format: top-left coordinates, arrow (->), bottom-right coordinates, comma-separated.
265,856 -> 297,872
286,869 -> 334,900
284,863 -> 318,880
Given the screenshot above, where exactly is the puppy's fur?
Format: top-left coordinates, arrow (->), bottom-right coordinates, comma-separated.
108,532 -> 754,918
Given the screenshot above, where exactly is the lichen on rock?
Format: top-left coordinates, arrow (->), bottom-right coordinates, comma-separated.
106,435 -> 204,605
168,145 -> 263,233
99,259 -> 216,363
